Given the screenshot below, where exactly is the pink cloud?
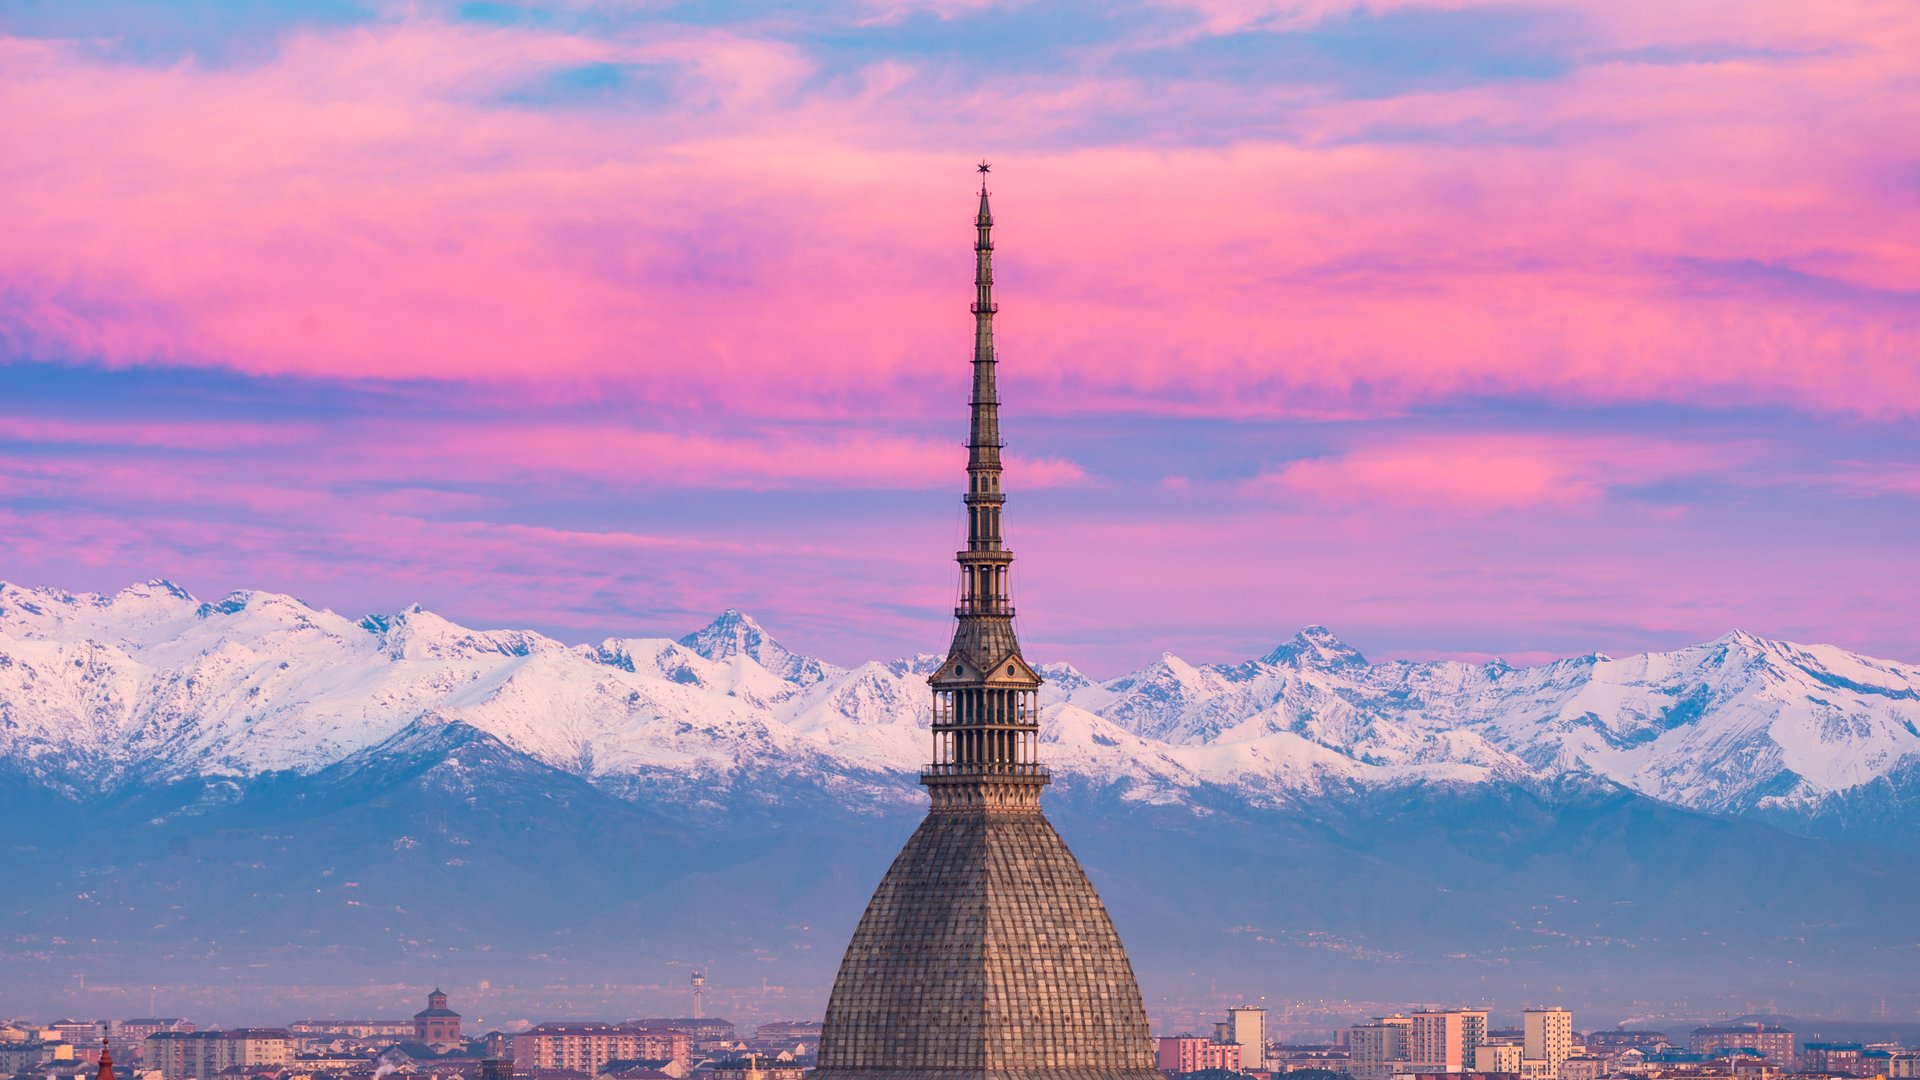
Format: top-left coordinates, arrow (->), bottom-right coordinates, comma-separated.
400,423 -> 1087,490
1792,463 -> 1920,498
0,416 -> 309,450
0,7 -> 1915,420
1004,496 -> 1920,675
1254,434 -> 1746,511
0,413 -> 1083,493
1264,443 -> 1598,511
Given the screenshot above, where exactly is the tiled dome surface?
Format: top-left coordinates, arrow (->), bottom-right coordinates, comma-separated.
813,807 -> 1161,1080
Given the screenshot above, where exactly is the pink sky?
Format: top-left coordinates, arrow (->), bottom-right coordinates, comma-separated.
1,0 -> 1916,672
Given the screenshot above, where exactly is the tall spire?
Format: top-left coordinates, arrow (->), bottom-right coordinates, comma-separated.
813,167 -> 1161,1080
926,163 -> 1045,808
964,161 -> 1007,597
970,160 -> 1001,486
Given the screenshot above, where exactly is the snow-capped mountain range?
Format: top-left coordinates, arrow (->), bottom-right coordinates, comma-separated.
4,579 -> 1917,836
9,578 -> 1920,1016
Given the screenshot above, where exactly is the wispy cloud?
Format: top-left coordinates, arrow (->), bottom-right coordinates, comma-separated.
1252,433 -> 1739,511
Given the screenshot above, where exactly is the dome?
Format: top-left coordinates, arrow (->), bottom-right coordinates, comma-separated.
812,807 -> 1161,1080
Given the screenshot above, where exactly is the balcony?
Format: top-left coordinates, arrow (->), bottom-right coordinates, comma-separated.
919,761 -> 1051,781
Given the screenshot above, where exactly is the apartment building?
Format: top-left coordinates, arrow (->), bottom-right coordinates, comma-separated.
1523,1010 -> 1573,1073
1227,1007 -> 1267,1071
1474,1043 -> 1522,1073
512,1023 -> 693,1073
1350,1017 -> 1414,1080
1690,1025 -> 1795,1068
144,1030 -> 293,1080
1157,1036 -> 1241,1074
1411,1011 -> 1489,1073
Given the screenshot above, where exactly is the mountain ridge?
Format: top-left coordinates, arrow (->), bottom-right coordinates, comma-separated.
2,579 -> 1917,845
6,579 -> 1920,1016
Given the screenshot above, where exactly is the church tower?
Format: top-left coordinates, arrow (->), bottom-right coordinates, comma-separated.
811,167 -> 1161,1080
414,988 -> 462,1051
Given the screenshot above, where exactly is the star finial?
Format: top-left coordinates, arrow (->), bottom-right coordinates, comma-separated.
977,160 -> 991,174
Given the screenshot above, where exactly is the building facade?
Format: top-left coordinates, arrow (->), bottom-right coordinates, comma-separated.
1227,1008 -> 1267,1071
1411,1012 -> 1489,1074
51,1022 -> 103,1047
1582,1032 -> 1668,1053
118,1021 -> 196,1054
1351,1017 -> 1414,1080
1804,1044 -> 1865,1075
1475,1044 -> 1522,1073
1157,1037 -> 1241,1074
144,1031 -> 294,1080
748,1022 -> 820,1057
413,991 -> 462,1052
631,1021 -> 735,1049
1557,1057 -> 1603,1080
287,1021 -> 413,1040
1523,1010 -> 1573,1073
1690,1026 -> 1795,1068
0,1043 -> 72,1072
701,1057 -> 806,1080
512,1024 -> 692,1073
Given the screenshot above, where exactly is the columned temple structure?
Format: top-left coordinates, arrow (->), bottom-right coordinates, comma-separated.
811,169 -> 1162,1080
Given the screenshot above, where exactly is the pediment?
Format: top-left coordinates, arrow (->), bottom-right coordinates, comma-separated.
985,653 -> 1039,684
928,651 -> 1040,687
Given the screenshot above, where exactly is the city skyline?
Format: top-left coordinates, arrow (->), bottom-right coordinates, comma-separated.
3,1 -> 1918,674
4,0 -> 1918,1050
9,978 -> 1919,1043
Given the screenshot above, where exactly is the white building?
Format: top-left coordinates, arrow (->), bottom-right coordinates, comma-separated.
1227,1007 -> 1266,1071
1475,1043 -> 1523,1073
1524,1010 -> 1574,1072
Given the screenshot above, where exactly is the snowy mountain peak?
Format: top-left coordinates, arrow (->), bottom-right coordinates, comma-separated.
1,579 -> 206,645
678,609 -> 835,686
1038,662 -> 1091,695
1709,628 -> 1767,656
94,579 -> 194,616
1261,625 -> 1368,669
133,578 -> 196,602
886,653 -> 946,679
196,590 -> 256,617
373,604 -> 555,661
679,609 -> 772,658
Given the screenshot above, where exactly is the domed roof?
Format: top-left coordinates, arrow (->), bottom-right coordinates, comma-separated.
813,807 -> 1161,1080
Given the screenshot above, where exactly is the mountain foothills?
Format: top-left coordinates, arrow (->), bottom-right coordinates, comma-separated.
3,580 -> 1919,1015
